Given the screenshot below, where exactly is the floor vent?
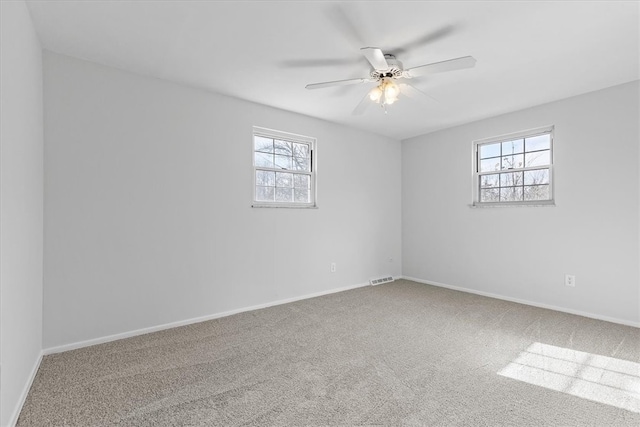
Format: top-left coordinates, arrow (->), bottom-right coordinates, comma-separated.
370,276 -> 394,286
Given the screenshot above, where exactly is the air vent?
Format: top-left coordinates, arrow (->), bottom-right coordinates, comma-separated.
370,276 -> 394,286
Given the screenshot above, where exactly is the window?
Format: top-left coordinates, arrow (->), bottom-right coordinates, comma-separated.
252,126 -> 316,207
473,126 -> 554,206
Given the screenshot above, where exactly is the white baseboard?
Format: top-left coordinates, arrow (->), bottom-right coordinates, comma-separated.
43,281 -> 370,355
400,276 -> 640,328
6,350 -> 43,427
40,275 -> 639,356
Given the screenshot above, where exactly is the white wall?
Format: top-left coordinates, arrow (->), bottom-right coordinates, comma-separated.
0,1 -> 44,425
402,81 -> 640,325
43,52 -> 402,349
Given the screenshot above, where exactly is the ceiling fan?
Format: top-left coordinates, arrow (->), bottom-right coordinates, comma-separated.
305,47 -> 476,115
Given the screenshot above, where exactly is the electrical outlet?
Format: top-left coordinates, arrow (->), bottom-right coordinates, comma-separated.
565,274 -> 575,287
330,262 -> 336,273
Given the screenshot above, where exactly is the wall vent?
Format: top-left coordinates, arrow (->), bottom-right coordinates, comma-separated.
370,276 -> 394,286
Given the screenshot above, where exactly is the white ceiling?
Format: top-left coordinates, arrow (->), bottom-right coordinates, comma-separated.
27,1 -> 639,140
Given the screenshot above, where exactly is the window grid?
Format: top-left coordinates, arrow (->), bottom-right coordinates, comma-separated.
474,127 -> 554,206
253,127 -> 316,207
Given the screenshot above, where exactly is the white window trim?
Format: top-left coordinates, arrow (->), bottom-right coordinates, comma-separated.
471,125 -> 555,208
252,126 -> 317,208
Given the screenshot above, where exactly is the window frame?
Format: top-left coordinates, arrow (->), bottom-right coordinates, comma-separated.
472,125 -> 555,207
252,126 -> 317,208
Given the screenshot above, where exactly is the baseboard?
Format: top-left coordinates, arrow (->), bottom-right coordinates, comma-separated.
400,276 -> 640,328
6,350 -> 43,427
41,275 -> 639,356
43,281 -> 370,355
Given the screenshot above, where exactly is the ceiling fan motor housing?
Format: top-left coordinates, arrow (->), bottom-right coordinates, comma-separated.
370,54 -> 404,81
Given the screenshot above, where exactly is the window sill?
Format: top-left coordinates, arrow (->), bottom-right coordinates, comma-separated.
470,201 -> 555,208
252,204 -> 318,209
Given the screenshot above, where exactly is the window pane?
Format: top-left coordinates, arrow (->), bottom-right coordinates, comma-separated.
480,158 -> 501,172
255,152 -> 274,168
525,150 -> 550,167
274,154 -> 292,169
294,188 -> 309,203
292,157 -> 309,171
524,184 -> 550,201
254,136 -> 273,153
500,186 -> 523,202
275,172 -> 293,187
480,143 -> 500,159
293,143 -> 309,158
256,170 -> 275,186
525,134 -> 550,152
480,174 -> 499,188
294,174 -> 310,189
256,186 -> 274,201
253,127 -> 315,206
501,139 -> 524,155
500,171 -> 523,187
480,188 -> 499,202
474,128 -> 552,206
275,187 -> 293,202
524,168 -> 549,185
274,140 -> 292,155
501,154 -> 524,170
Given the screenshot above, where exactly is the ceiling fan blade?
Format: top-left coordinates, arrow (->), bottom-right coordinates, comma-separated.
352,91 -> 372,115
392,25 -> 456,56
305,77 -> 370,90
280,58 -> 359,68
361,47 -> 389,70
406,56 -> 476,78
325,4 -> 366,49
399,83 -> 439,104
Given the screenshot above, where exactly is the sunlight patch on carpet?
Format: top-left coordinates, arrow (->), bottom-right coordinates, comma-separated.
498,342 -> 640,413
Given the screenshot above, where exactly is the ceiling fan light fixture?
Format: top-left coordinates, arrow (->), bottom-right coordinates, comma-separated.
369,86 -> 383,102
374,78 -> 399,106
383,79 -> 399,100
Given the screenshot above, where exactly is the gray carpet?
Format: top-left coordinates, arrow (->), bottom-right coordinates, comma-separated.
17,280 -> 640,426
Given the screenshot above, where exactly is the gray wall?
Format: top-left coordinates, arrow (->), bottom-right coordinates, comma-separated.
43,52 -> 402,350
402,81 -> 640,324
0,1 -> 44,425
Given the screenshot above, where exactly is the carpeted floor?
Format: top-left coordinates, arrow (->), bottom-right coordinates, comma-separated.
17,279 -> 640,426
